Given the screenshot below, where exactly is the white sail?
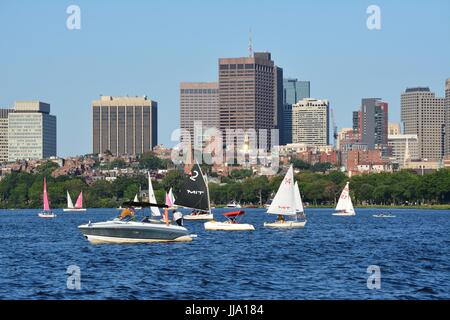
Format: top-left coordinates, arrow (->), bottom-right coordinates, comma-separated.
294,181 -> 304,213
335,182 -> 355,214
148,172 -> 161,217
134,194 -> 139,202
67,191 -> 74,209
267,165 -> 296,216
168,187 -> 175,205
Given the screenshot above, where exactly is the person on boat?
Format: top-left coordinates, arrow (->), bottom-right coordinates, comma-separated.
119,207 -> 135,221
173,209 -> 183,226
276,215 -> 285,223
191,210 -> 198,216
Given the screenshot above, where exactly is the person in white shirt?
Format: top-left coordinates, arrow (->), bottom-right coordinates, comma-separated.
173,210 -> 183,226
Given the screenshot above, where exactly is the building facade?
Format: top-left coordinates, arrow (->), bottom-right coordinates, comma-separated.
388,123 -> 401,136
180,82 -> 219,144
388,134 -> 420,167
281,78 -> 310,145
292,98 -> 329,147
401,87 -> 446,160
8,101 -> 57,161
445,78 -> 450,156
92,96 -> 157,156
359,98 -> 389,153
0,109 -> 13,162
219,52 -> 279,149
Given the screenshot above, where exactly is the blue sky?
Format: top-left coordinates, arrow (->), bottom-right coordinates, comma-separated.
0,0 -> 449,157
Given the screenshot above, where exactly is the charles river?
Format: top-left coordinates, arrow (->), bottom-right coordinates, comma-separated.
0,208 -> 449,300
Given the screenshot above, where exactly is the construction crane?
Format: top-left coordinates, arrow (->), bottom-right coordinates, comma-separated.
330,108 -> 338,147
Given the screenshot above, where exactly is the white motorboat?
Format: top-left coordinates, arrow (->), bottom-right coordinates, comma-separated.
332,182 -> 356,216
264,165 -> 307,229
226,201 -> 241,208
63,191 -> 87,212
373,213 -> 396,218
204,210 -> 255,231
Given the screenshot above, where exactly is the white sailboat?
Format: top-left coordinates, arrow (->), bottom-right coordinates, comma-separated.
63,191 -> 86,212
333,182 -> 355,216
264,165 -> 306,228
133,194 -> 142,210
148,172 -> 161,217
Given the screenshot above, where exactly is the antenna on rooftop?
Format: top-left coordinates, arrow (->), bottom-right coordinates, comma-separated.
248,28 -> 253,57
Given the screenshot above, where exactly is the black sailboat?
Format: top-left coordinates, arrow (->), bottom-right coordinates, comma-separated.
175,163 -> 213,220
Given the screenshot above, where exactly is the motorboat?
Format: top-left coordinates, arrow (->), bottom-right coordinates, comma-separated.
332,182 -> 356,216
78,181 -> 192,243
204,210 -> 255,231
373,213 -> 396,218
38,177 -> 56,218
226,201 -> 241,208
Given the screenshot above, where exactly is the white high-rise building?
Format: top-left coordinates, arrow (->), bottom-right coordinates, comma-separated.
292,98 -> 329,146
8,101 -> 57,161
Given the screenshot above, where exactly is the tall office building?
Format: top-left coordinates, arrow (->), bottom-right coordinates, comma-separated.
282,78 -> 310,145
292,98 -> 329,146
359,98 -> 389,153
352,110 -> 361,134
180,82 -> 219,144
445,78 -> 450,156
0,109 -> 13,162
401,87 -> 446,160
219,52 -> 280,148
274,66 -> 284,142
388,134 -> 420,167
92,96 -> 157,156
8,101 -> 57,161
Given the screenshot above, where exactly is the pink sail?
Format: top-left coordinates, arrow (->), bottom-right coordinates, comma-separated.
43,177 -> 50,211
74,191 -> 83,209
165,192 -> 173,208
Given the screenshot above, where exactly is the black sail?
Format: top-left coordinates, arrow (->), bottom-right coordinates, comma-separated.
174,163 -> 210,211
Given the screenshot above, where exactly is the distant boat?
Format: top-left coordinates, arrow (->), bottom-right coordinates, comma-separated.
63,191 -> 86,212
226,201 -> 241,208
38,177 -> 56,218
264,165 -> 306,228
333,182 -> 355,216
148,172 -> 161,218
133,194 -> 142,210
373,213 -> 396,218
177,163 -> 214,221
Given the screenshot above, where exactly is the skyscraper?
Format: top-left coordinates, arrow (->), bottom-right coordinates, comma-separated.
218,52 -> 280,148
359,98 -> 389,153
282,78 -> 311,145
0,109 -> 13,162
92,96 -> 157,156
292,98 -> 329,146
445,78 -> 450,156
8,101 -> 57,161
180,82 -> 219,144
401,87 -> 446,160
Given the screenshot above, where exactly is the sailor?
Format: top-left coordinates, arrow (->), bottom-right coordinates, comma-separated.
276,214 -> 285,223
173,209 -> 183,226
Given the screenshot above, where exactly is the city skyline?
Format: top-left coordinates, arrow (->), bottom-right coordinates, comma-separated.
0,0 -> 449,157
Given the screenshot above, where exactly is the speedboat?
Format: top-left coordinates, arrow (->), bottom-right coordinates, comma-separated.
38,212 -> 56,218
78,202 -> 192,244
204,210 -> 255,231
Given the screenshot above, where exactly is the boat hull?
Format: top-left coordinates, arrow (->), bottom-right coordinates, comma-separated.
264,220 -> 307,229
183,213 -> 214,221
204,221 -> 255,231
332,211 -> 355,216
78,221 -> 192,243
63,208 -> 87,212
38,212 -> 56,218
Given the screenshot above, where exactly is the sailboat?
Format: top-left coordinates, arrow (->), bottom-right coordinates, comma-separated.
333,182 -> 355,216
264,165 -> 306,228
133,194 -> 142,210
177,163 -> 214,221
63,191 -> 86,212
147,172 -> 161,218
38,177 -> 56,218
